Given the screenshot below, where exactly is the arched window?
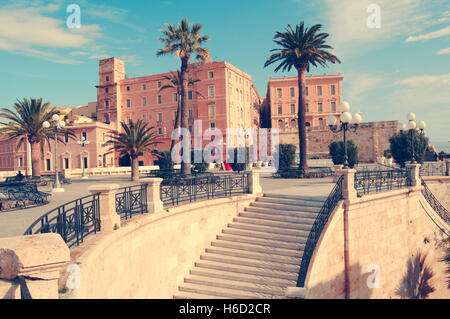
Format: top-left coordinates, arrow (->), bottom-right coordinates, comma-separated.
278,119 -> 284,128
305,122 -> 311,127
291,119 -> 297,128
318,118 -> 323,126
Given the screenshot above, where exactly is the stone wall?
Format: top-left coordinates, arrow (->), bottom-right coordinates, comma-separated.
65,194 -> 257,299
277,120 -> 398,163
305,187 -> 450,299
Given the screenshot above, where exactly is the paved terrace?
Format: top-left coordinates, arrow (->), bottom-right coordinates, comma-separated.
0,174 -> 335,239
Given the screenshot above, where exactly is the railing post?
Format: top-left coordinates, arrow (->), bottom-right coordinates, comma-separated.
332,164 -> 344,182
88,184 -> 121,231
405,163 -> 421,187
336,168 -> 357,201
249,169 -> 262,194
446,159 -> 450,176
0,234 -> 70,299
140,178 -> 164,214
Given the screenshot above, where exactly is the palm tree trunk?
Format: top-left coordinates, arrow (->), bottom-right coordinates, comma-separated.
131,156 -> 139,181
297,67 -> 308,172
169,98 -> 180,170
31,142 -> 42,177
180,58 -> 190,175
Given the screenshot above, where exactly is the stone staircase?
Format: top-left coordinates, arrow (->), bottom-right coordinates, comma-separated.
174,193 -> 326,299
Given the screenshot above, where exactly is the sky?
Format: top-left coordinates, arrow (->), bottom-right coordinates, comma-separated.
0,0 -> 449,148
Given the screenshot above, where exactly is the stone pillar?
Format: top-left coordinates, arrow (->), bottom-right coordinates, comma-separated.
336,168 -> 357,200
333,164 -> 344,182
285,287 -> 308,299
446,159 -> 450,177
405,163 -> 421,187
141,178 -> 164,213
88,184 -> 121,231
249,169 -> 262,194
0,234 -> 70,299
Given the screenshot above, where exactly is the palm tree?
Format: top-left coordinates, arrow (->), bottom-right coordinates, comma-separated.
0,98 -> 75,177
264,22 -> 340,173
106,120 -> 162,181
157,18 -> 210,175
158,70 -> 204,169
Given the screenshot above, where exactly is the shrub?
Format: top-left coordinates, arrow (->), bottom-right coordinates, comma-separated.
389,131 -> 428,167
329,140 -> 358,168
275,143 -> 296,171
227,147 -> 249,172
152,150 -> 172,169
384,149 -> 392,158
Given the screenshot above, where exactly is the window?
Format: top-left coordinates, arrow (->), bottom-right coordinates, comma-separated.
157,95 -> 162,104
143,114 -> 147,122
157,81 -> 161,88
317,86 -> 322,96
82,132 -> 87,140
306,103 -> 309,113
209,86 -> 215,97
143,84 -> 146,90
290,87 -> 295,97
330,84 -> 336,95
126,99 -> 131,108
209,105 -> 215,116
277,88 -> 282,98
209,71 -> 214,79
306,122 -> 311,127
105,99 -> 109,108
318,102 -> 323,113
188,91 -> 193,100
189,125 -> 193,134
105,76 -> 109,82
143,97 -> 146,106
188,109 -> 193,119
278,119 -> 283,128
64,158 -> 69,169
157,113 -> 163,122
46,159 -> 51,171
173,111 -> 177,120
105,87 -> 109,93
83,157 -> 88,169
210,122 -> 215,129
305,86 -> 309,96
173,93 -> 178,102
65,133 -> 69,143
318,118 -> 323,126
290,104 -> 295,114
19,157 -> 23,167
126,86 -> 130,91
291,119 -> 297,128
331,101 -> 336,112
158,127 -> 163,135
277,104 -> 282,115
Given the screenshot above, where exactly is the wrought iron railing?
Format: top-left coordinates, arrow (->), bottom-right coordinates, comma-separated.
297,175 -> 344,287
160,173 -> 250,207
421,179 -> 449,223
115,185 -> 148,220
420,161 -> 447,177
18,276 -> 32,299
354,169 -> 409,196
24,193 -> 100,248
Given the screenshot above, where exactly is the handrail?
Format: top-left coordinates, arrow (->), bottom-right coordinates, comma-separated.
296,175 -> 344,287
354,169 -> 409,196
18,276 -> 32,299
115,184 -> 148,220
421,178 -> 449,224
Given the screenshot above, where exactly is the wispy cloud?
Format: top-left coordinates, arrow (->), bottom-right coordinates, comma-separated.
437,47 -> 450,55
392,73 -> 450,87
405,25 -> 450,42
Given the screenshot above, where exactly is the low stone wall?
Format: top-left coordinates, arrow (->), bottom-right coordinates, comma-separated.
63,165 -> 161,178
306,187 -> 450,299
64,194 -> 258,299
422,176 -> 450,211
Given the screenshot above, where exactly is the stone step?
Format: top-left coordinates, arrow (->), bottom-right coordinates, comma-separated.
228,221 -> 310,237
239,211 -> 316,225
179,283 -> 285,299
222,228 -> 307,243
256,196 -> 324,208
200,252 -> 300,273
189,267 -> 297,287
250,201 -> 321,213
184,275 -> 287,296
173,291 -> 226,299
233,216 -> 313,231
194,259 -> 299,281
211,240 -> 303,258
263,193 -> 327,202
216,233 -> 306,250
244,206 -> 319,218
205,246 -> 301,265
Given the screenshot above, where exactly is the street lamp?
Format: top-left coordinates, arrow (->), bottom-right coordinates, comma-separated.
399,113 -> 426,163
77,136 -> 90,179
42,114 -> 66,192
326,101 -> 362,169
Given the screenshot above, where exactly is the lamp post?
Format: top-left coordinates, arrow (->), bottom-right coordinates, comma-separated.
42,114 -> 66,192
399,113 -> 426,163
77,136 -> 90,179
326,101 -> 362,169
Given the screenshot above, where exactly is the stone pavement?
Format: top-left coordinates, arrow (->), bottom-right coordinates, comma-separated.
0,174 -> 335,239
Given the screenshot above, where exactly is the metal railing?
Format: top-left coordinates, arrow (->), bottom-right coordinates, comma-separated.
421,179 -> 449,223
18,276 -> 32,299
115,185 -> 148,220
354,169 -> 409,196
160,173 -> 250,208
24,193 -> 100,248
419,161 -> 447,177
297,175 -> 344,287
